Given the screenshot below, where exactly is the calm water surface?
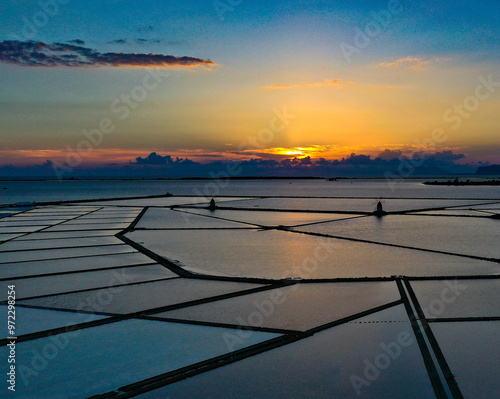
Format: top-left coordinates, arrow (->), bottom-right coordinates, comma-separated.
0,179 -> 498,205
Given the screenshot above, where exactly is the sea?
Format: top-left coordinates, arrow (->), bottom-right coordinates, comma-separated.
0,178 -> 498,206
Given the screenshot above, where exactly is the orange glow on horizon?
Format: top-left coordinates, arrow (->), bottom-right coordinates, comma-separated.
0,142 -> 481,167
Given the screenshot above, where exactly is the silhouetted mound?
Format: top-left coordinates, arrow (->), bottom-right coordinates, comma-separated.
476,165 -> 500,176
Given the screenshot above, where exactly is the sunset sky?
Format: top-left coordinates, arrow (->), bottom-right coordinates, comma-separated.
0,0 -> 499,173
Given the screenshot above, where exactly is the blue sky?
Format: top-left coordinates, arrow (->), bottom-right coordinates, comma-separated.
0,0 -> 499,175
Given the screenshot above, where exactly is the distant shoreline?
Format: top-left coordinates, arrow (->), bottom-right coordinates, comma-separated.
424,179 -> 500,186
0,176 -> 494,182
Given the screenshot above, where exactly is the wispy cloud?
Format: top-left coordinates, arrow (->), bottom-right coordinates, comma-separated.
67,39 -> 85,45
262,79 -> 348,91
107,38 -> 176,45
378,56 -> 429,69
135,38 -> 161,44
0,40 -> 215,68
378,56 -> 452,70
108,39 -> 128,45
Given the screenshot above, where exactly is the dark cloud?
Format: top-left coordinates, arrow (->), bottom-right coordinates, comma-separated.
132,152 -> 174,165
0,151 -> 476,179
131,152 -> 196,165
378,149 -> 403,161
127,150 -> 471,176
137,26 -> 155,33
68,39 -> 85,45
135,38 -> 161,44
299,156 -> 312,165
341,153 -> 373,165
0,40 -> 215,68
108,38 -> 178,46
430,150 -> 465,162
108,39 -> 128,45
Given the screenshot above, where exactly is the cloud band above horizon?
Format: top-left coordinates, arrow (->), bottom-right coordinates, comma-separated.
262,79 -> 346,90
0,40 -> 216,68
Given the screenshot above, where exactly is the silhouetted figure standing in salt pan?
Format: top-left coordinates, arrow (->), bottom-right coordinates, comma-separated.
208,198 -> 217,211
374,201 -> 386,217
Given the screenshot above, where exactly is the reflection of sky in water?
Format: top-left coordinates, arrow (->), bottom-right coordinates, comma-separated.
297,215 -> 500,259
126,229 -> 498,278
0,319 -> 279,399
411,279 -> 500,319
179,208 -> 362,227
3,265 -> 176,300
432,322 -> 500,399
201,197 -> 496,213
1,181 -> 497,398
136,208 -> 251,228
153,281 -> 400,331
0,236 -> 121,251
0,252 -> 153,279
0,304 -> 107,336
21,279 -> 261,314
138,306 -> 435,399
0,244 -> 134,263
